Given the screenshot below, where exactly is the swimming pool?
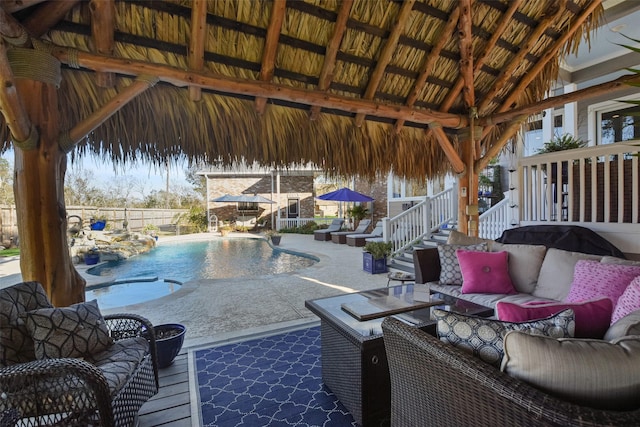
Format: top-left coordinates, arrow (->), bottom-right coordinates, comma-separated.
88,238 -> 317,282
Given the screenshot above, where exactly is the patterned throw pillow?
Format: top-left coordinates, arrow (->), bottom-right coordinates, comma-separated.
433,308 -> 575,367
611,276 -> 640,324
565,260 -> 640,305
24,300 -> 114,359
437,243 -> 488,285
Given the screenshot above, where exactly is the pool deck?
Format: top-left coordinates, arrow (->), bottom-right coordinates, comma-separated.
0,232 -> 390,349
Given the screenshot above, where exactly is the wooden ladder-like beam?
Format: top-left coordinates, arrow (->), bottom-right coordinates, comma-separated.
90,0 -> 115,88
255,0 -> 286,114
188,0 -> 208,101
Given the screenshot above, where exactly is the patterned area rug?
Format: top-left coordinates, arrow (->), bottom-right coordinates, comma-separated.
193,326 -> 357,427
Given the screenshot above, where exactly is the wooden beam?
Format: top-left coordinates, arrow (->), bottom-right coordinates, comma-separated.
0,6 -> 28,44
483,73 -> 640,126
309,0 -> 353,120
0,40 -> 32,142
89,0 -> 115,88
354,0 -> 415,127
22,0 -> 79,38
394,5 -> 460,133
50,47 -> 470,128
188,0 -> 208,101
474,116 -> 527,173
255,0 -> 286,114
0,0 -> 45,13
440,0 -> 522,113
458,0 -> 474,109
494,0 -> 603,115
428,123 -> 465,174
68,76 -> 158,144
477,0 -> 568,116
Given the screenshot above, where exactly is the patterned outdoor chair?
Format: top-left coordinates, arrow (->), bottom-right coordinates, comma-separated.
0,281 -> 159,426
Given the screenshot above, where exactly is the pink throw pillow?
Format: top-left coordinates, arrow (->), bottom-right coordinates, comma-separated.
496,298 -> 613,338
611,276 -> 640,324
565,260 -> 640,305
457,250 -> 516,295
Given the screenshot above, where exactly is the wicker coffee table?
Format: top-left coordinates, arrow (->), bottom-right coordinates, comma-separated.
305,284 -> 493,427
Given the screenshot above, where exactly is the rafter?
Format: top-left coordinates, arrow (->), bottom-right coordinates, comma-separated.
436,0 -> 522,114
494,0 -> 604,116
50,46 -> 469,129
477,0 -> 568,116
429,123 -> 465,174
0,6 -> 27,43
309,0 -> 353,120
89,0 -> 115,88
22,0 -> 79,38
458,0 -> 474,109
188,0 -> 208,101
255,0 -> 286,114
483,72 -> 640,126
354,0 -> 416,127
393,5 -> 460,134
474,115 -> 527,173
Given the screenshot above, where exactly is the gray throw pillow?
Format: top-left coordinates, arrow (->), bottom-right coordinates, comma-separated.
433,308 -> 575,367
437,243 -> 488,285
25,299 -> 114,359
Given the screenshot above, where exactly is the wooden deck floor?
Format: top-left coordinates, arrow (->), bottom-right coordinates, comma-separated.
139,350 -> 193,426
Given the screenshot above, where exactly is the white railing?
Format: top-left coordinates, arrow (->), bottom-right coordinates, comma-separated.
518,142 -> 640,224
384,186 -> 457,255
478,196 -> 511,240
277,217 -> 336,230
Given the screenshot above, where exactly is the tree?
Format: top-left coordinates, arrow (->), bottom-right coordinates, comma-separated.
185,163 -> 207,199
0,158 -> 14,205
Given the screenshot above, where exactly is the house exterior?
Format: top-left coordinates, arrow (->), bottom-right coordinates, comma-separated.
200,164 -> 317,230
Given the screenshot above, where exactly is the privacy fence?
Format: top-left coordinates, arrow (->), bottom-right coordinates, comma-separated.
0,206 -> 188,244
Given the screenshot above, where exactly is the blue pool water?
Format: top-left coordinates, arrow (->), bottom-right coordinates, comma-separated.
88,238 -> 317,283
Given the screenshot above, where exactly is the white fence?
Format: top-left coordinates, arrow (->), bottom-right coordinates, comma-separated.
518,142 -> 639,224
478,196 -> 511,240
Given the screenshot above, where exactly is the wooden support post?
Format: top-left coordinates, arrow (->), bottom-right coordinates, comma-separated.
12,62 -> 85,306
0,41 -> 32,142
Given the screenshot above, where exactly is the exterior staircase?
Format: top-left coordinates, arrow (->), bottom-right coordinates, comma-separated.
386,226 -> 452,277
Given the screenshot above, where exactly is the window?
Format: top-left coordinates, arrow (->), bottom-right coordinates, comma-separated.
523,118 -> 543,157
237,202 -> 258,211
600,105 -> 640,145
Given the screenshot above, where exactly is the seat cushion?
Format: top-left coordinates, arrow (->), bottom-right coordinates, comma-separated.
433,308 -> 575,367
88,337 -> 149,395
502,332 -> 640,411
0,281 -> 53,366
605,309 -> 640,341
24,300 -> 114,359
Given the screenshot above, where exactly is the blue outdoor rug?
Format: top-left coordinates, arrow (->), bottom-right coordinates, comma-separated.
193,326 -> 357,426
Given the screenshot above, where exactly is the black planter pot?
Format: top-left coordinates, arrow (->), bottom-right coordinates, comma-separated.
154,323 -> 186,368
270,235 -> 282,245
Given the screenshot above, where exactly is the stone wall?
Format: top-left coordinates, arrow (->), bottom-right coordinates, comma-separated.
354,178 -> 388,226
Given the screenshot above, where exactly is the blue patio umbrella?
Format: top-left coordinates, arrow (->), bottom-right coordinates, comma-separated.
316,187 -> 374,202
317,187 -> 374,220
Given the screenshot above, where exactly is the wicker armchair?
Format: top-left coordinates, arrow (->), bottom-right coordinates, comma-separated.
0,281 -> 159,426
381,317 -> 640,427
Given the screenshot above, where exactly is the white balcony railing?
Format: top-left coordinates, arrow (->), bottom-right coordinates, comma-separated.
518,142 -> 640,224
478,196 -> 511,240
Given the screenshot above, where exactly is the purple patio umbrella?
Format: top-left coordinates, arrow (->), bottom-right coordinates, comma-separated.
316,187 -> 374,202
317,187 -> 374,221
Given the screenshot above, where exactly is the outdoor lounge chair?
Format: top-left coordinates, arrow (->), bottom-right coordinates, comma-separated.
346,221 -> 383,247
330,219 -> 372,244
314,218 -> 345,241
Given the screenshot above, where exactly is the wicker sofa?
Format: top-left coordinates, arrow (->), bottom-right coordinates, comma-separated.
0,281 -> 159,426
382,316 -> 640,427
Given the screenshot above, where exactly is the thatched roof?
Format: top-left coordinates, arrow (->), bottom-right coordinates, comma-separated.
1,0 -> 604,180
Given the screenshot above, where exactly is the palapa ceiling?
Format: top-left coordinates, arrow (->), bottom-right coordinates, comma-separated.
0,0 -> 605,180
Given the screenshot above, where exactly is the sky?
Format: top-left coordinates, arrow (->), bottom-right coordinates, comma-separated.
2,149 -> 189,194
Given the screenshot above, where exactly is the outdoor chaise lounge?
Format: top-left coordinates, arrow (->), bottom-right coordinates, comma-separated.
330,219 -> 372,244
0,281 -> 159,426
346,221 -> 383,247
314,218 -> 344,241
